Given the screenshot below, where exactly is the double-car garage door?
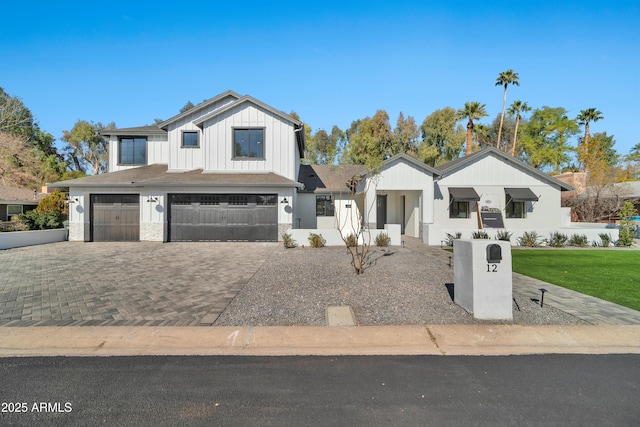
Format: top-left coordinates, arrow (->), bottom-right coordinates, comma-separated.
90,193 -> 278,242
168,194 -> 278,242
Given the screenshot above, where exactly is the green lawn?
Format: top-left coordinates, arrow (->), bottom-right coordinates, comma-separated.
511,249 -> 640,311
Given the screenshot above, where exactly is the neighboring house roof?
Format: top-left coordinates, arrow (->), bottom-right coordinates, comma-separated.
565,180 -> 640,200
48,164 -> 302,188
436,146 -> 574,191
100,125 -> 167,137
0,185 -> 45,204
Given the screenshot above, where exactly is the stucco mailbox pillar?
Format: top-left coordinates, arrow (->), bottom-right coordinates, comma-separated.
453,240 -> 513,320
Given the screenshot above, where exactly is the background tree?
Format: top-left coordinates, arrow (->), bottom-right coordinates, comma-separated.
392,112 -> 420,156
418,107 -> 465,165
61,120 -> 114,175
507,100 -> 531,156
495,69 -> 520,149
576,108 -> 603,151
0,133 -> 45,189
305,126 -> 342,165
457,102 -> 488,156
518,106 -> 578,172
340,110 -> 392,166
179,101 -> 195,113
0,87 -> 66,183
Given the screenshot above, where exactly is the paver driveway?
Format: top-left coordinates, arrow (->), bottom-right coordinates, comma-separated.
0,242 -> 278,326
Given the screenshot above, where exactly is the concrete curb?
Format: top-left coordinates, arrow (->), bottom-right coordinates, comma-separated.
1,325 -> 638,357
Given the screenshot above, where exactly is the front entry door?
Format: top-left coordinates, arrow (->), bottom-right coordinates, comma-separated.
400,195 -> 406,234
376,195 -> 387,229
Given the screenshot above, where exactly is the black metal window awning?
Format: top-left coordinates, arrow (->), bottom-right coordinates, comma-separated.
505,188 -> 539,202
449,187 -> 480,202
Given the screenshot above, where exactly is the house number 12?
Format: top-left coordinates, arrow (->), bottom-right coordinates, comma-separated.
487,264 -> 498,272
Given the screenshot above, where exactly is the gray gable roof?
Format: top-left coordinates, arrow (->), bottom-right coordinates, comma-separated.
437,146 -> 574,191
157,90 -> 242,129
383,153 -> 440,176
298,164 -> 365,193
48,164 -> 301,188
100,125 -> 167,137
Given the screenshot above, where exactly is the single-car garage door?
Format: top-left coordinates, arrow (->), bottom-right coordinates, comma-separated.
168,194 -> 278,242
91,194 -> 140,241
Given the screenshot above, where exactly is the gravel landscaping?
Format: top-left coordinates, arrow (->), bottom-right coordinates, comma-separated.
214,243 -> 587,326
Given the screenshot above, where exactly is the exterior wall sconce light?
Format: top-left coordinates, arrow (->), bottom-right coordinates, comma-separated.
281,197 -> 289,204
147,196 -> 159,203
65,196 -> 79,204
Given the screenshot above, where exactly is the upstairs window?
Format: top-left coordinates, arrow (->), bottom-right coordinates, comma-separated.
233,128 -> 264,159
182,131 -> 199,148
119,137 -> 146,165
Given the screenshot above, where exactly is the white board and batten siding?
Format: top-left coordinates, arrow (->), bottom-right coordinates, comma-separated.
429,153 -> 566,243
165,96 -> 238,172
165,103 -> 298,181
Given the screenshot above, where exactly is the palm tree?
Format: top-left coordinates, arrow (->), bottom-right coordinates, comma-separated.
507,100 -> 530,156
495,69 -> 520,150
457,102 -> 488,156
576,108 -> 603,150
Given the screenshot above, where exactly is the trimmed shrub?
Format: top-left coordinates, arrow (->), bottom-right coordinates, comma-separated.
444,232 -> 462,247
282,233 -> 297,249
568,233 -> 588,247
374,232 -> 391,247
495,230 -> 512,242
517,231 -> 543,247
345,233 -> 358,248
598,233 -> 612,248
617,202 -> 638,247
471,230 -> 489,239
17,210 -> 66,230
548,232 -> 568,248
308,233 -> 326,248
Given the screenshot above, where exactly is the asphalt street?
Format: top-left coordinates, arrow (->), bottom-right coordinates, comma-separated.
0,355 -> 638,426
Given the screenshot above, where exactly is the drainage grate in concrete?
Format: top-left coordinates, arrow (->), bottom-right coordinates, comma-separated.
326,306 -> 356,326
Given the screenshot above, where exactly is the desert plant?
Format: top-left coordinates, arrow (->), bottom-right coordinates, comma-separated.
598,233 -> 612,247
517,231 -> 543,247
495,230 -> 512,242
344,233 -> 358,248
281,233 -> 297,249
548,232 -> 568,247
568,233 -> 589,247
308,233 -> 326,248
616,202 -> 638,247
471,230 -> 489,239
444,232 -> 462,247
374,232 -> 391,247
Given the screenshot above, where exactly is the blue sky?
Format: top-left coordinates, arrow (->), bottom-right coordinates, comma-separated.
2,1 -> 639,157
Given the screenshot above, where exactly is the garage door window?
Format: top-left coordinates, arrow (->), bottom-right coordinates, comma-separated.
229,195 -> 248,205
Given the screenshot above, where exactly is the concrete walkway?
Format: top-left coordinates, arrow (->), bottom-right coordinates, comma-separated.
403,237 -> 640,325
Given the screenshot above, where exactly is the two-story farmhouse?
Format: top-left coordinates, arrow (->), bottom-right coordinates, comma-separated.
51,90 -> 579,245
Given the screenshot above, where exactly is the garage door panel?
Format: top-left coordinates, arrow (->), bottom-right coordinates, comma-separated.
168,194 -> 277,242
91,195 -> 140,242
